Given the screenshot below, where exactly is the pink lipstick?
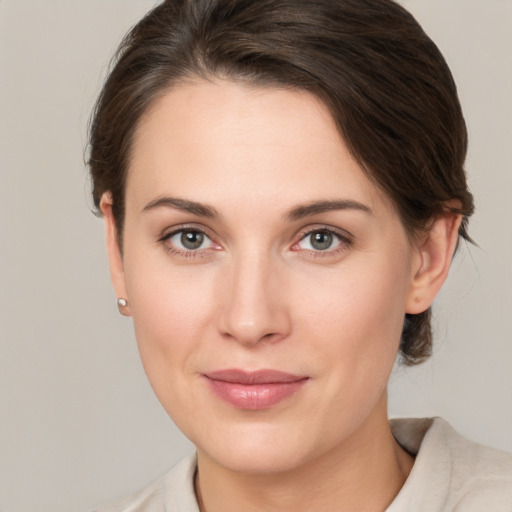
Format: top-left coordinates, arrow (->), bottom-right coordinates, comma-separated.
203,369 -> 308,410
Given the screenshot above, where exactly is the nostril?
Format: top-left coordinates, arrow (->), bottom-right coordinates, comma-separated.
219,325 -> 287,347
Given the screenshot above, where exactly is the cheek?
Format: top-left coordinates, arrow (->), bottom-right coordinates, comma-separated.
123,251 -> 219,389
297,254 -> 409,346
295,252 -> 411,394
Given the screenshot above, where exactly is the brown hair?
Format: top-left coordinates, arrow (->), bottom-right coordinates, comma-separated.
88,0 -> 474,365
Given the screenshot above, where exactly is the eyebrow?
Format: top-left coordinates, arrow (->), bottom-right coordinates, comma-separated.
142,196 -> 221,219
285,199 -> 372,221
142,196 -> 372,221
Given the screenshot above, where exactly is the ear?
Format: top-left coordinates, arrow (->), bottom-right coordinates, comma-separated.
100,193 -> 131,316
406,211 -> 462,315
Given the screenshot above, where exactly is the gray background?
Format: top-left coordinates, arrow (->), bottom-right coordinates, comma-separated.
1,1 -> 511,511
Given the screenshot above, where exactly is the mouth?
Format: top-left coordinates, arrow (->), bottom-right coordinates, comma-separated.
203,369 -> 309,410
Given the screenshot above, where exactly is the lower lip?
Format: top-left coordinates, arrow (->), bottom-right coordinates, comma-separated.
205,378 -> 308,410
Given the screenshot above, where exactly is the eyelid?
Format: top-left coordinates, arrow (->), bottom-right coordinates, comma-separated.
294,224 -> 353,244
159,223 -> 215,242
291,224 -> 354,255
158,224 -> 222,256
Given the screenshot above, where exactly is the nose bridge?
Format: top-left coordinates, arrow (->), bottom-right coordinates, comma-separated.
218,246 -> 289,345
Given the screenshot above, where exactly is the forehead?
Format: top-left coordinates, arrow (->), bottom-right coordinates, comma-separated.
127,79 -> 390,216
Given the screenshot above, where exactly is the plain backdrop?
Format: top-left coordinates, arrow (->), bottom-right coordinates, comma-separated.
1,1 -> 511,511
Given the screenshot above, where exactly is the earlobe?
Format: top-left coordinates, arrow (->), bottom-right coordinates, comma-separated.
406,212 -> 462,315
100,193 -> 132,317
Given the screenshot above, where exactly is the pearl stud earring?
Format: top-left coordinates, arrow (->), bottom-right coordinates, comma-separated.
117,298 -> 130,316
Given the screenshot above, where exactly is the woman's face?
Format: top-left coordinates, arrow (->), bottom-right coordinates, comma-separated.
110,80 -> 425,473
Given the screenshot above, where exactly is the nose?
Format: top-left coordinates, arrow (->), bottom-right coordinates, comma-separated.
216,251 -> 291,347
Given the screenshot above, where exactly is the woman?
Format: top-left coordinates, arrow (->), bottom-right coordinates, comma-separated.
88,0 -> 512,510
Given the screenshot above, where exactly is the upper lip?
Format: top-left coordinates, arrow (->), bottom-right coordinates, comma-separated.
204,369 -> 308,385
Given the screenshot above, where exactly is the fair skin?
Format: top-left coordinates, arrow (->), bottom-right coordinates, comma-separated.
101,80 -> 461,512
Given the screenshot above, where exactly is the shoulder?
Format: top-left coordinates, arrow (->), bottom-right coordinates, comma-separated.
90,453 -> 199,512
389,417 -> 512,511
432,418 -> 512,510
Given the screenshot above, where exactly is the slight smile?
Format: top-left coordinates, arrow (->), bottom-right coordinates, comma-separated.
203,369 -> 310,410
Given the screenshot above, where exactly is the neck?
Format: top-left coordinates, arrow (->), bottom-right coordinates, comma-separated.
195,396 -> 414,512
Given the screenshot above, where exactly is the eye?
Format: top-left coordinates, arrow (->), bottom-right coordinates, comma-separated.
163,228 -> 216,253
293,228 -> 350,254
304,230 -> 338,251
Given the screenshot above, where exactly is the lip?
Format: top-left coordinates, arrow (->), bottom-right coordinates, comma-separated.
203,369 -> 309,410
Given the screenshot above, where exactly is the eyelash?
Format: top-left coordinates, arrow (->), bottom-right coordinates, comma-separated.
292,226 -> 353,258
158,225 -> 352,259
159,226 -> 219,259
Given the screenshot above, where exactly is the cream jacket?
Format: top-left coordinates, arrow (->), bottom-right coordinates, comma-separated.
93,417 -> 512,511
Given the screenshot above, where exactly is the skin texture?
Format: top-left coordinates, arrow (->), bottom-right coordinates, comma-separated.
101,80 -> 461,511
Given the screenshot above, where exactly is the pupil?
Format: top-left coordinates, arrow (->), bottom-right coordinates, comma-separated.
311,231 -> 332,250
181,231 -> 204,250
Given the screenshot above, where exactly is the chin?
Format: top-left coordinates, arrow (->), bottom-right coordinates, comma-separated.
193,419 -> 323,474
203,443 -> 308,475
